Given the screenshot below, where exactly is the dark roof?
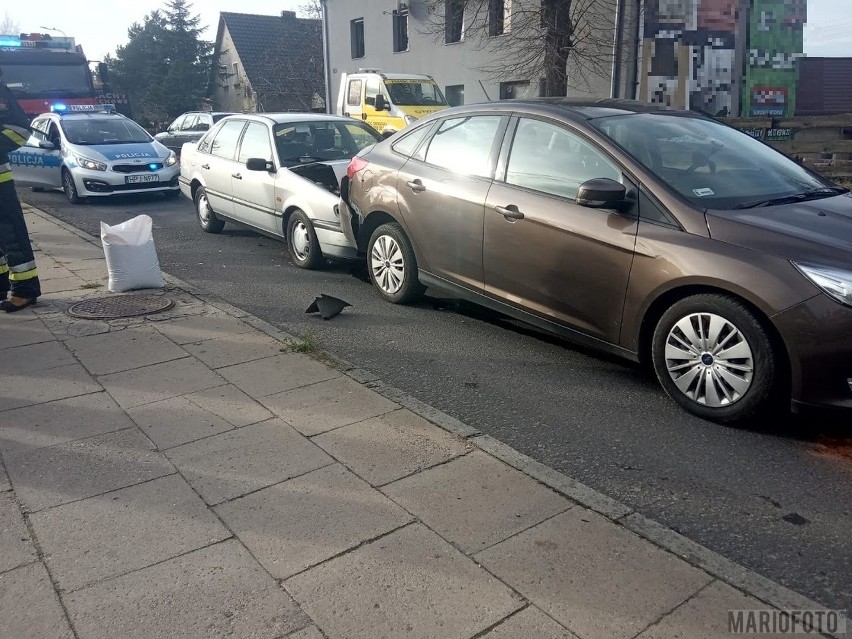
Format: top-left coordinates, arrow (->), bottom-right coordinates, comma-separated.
219,11 -> 321,88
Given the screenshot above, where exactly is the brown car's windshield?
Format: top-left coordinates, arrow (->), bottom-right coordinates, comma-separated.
273,120 -> 381,166
593,113 -> 839,210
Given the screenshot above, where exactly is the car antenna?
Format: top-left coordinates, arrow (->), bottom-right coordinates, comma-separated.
478,80 -> 493,102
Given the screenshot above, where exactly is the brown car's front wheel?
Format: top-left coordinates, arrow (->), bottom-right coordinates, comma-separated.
367,222 -> 425,304
651,294 -> 778,423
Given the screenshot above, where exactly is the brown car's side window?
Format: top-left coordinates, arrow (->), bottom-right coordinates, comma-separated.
506,118 -> 620,200
423,116 -> 502,178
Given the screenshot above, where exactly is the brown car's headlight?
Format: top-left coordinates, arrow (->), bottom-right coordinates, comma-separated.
793,263 -> 852,307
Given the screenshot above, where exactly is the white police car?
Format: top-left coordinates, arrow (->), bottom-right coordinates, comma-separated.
9,104 -> 180,204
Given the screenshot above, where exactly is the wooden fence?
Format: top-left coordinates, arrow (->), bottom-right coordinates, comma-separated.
723,114 -> 852,185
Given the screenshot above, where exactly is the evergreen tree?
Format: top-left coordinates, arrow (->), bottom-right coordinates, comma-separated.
108,0 -> 212,128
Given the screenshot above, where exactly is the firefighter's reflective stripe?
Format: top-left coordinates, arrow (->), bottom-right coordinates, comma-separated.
1,126 -> 27,147
0,255 -> 8,275
9,260 -> 38,281
10,268 -> 38,281
0,171 -> 12,184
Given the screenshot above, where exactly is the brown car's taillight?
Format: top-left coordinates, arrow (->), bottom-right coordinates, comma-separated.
347,156 -> 369,181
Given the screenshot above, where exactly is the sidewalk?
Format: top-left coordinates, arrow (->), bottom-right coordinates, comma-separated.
0,206 -> 831,639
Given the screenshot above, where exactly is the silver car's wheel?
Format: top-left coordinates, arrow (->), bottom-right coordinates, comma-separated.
195,187 -> 224,233
663,312 -> 754,407
651,294 -> 778,424
286,209 -> 323,270
366,222 -> 425,304
371,234 -> 405,295
291,220 -> 311,261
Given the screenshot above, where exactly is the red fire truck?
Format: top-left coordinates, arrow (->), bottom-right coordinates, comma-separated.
0,33 -> 99,120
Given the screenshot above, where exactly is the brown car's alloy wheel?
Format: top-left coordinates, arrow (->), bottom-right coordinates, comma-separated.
368,222 -> 425,304
651,294 -> 778,423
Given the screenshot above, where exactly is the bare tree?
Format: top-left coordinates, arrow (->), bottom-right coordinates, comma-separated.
250,17 -> 325,112
298,0 -> 322,20
418,0 -> 620,96
0,11 -> 21,34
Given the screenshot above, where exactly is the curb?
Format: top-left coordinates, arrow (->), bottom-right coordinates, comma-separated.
25,205 -> 842,635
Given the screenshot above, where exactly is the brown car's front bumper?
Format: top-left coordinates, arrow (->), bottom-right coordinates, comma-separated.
774,294 -> 852,412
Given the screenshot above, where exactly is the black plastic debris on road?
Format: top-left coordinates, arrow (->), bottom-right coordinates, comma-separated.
306,294 -> 351,320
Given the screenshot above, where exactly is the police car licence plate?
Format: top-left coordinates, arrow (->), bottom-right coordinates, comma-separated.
125,175 -> 159,184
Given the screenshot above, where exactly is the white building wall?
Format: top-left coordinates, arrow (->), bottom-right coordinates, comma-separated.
324,0 -> 628,112
213,27 -> 254,113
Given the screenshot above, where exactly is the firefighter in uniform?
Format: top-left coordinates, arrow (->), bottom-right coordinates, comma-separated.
0,66 -> 41,312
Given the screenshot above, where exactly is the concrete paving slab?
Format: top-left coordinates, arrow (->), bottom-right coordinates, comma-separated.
0,562 -> 73,639
40,276 -> 86,294
64,540 -> 309,639
30,474 -> 230,592
183,330 -> 284,369
215,464 -> 411,579
0,317 -> 54,349
166,419 -> 333,505
636,581 -> 779,639
128,395 -> 235,450
383,450 -> 571,554
0,392 -> 136,456
481,607 -> 579,639
262,376 -> 399,436
312,409 -> 471,486
154,313 -> 254,344
218,353 -> 340,399
98,357 -> 225,409
2,340 -> 76,374
0,492 -> 36,573
66,327 -> 188,375
286,626 -> 324,639
5,427 -> 174,513
0,363 -> 102,412
72,268 -> 109,283
285,523 -> 522,639
184,384 -> 273,428
475,509 -> 712,639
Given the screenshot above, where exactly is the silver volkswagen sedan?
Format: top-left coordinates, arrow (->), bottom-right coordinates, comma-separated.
179,113 -> 381,268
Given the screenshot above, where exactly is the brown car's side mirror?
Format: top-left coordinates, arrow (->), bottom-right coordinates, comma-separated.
577,178 -> 626,209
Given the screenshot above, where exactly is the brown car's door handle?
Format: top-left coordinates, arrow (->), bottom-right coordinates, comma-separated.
232,173 -> 242,180
406,179 -> 426,193
495,205 -> 524,220
201,163 -> 210,170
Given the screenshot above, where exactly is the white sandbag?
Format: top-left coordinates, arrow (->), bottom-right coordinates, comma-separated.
100,215 -> 164,293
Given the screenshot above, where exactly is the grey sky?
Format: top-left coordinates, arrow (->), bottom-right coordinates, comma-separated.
5,0 -> 851,62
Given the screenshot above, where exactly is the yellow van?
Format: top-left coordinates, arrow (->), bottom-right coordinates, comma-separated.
336,70 -> 449,136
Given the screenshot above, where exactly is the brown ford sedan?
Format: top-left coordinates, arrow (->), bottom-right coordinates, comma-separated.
339,99 -> 852,423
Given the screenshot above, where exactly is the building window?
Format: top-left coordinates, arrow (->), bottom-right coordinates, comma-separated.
489,0 -> 511,36
445,84 -> 465,106
232,62 -> 240,86
445,0 -> 464,44
350,18 -> 365,59
393,10 -> 409,52
499,80 -> 529,100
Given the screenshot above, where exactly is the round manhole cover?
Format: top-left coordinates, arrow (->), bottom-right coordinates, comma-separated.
68,294 -> 174,319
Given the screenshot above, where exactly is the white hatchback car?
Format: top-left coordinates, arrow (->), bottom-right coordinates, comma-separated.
178,113 -> 381,268
10,104 -> 180,203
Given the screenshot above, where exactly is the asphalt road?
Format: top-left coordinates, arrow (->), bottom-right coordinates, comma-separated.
21,187 -> 852,612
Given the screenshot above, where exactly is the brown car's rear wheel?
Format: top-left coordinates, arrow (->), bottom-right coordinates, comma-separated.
651,294 -> 778,423
367,222 -> 425,304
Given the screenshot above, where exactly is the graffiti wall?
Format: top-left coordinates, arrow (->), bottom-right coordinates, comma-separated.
742,0 -> 806,117
639,0 -> 806,117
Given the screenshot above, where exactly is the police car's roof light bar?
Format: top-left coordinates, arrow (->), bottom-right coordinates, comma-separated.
50,104 -> 117,114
